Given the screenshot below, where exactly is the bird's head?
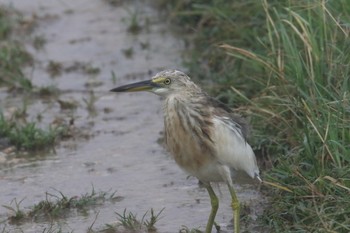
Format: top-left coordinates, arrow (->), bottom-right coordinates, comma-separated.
110,70 -> 200,97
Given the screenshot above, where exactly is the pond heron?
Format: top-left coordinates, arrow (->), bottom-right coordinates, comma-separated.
110,70 -> 261,233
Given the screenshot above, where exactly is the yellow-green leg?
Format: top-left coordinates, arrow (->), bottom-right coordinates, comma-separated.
205,184 -> 219,233
228,184 -> 240,233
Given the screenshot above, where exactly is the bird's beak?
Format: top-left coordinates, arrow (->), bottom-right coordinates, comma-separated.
110,79 -> 160,92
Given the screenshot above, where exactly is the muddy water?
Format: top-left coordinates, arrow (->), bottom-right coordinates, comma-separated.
0,0 -> 265,232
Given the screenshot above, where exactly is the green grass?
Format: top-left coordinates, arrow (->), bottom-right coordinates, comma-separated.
0,7 -> 33,91
0,6 -> 64,153
2,198 -> 26,222
125,8 -> 142,34
3,188 -> 118,223
33,35 -> 47,50
0,113 -> 66,151
95,208 -> 164,233
0,7 -> 11,39
157,0 -> 350,232
29,189 -> 117,220
0,41 -> 33,90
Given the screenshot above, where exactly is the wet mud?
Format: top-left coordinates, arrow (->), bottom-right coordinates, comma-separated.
0,0 -> 265,232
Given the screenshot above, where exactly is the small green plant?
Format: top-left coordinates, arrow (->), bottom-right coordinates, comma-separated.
111,70 -> 117,84
83,91 -> 98,116
101,208 -> 164,232
140,41 -> 149,50
8,122 -> 59,151
0,41 -> 33,90
122,47 -> 134,58
142,208 -> 164,232
83,65 -> 100,76
0,6 -> 33,91
0,108 -> 70,152
46,60 -> 63,77
103,0 -> 122,7
2,188 -> 118,224
0,7 -> 13,39
29,188 -> 117,219
0,6 -> 13,41
2,198 -> 26,222
40,225 -> 66,233
116,209 -> 141,231
0,112 -> 64,151
36,85 -> 60,97
125,8 -> 141,34
33,35 -> 46,50
0,114 -> 12,137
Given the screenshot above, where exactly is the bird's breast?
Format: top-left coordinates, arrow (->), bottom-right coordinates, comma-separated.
163,96 -> 218,179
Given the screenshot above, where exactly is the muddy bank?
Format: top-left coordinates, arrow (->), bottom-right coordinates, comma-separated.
0,0 -> 265,232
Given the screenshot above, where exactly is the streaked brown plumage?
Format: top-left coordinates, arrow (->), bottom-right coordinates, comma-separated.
111,69 -> 260,233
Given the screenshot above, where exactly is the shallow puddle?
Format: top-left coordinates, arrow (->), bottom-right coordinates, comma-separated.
0,0 -> 265,232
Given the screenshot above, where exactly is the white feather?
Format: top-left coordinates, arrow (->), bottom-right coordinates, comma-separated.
212,117 -> 259,179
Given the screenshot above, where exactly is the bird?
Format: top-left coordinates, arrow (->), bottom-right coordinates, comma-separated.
110,69 -> 261,233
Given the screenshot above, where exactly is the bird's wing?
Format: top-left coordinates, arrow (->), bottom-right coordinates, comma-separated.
208,96 -> 250,140
210,113 -> 259,179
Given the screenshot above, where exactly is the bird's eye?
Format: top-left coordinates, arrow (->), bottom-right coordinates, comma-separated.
164,78 -> 171,85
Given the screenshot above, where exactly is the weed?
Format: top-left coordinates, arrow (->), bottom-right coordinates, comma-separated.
142,208 -> 164,232
125,8 -> 142,34
2,198 -> 26,222
36,85 -> 60,97
0,7 -> 12,39
0,7 -> 33,91
140,41 -> 149,50
104,0 -> 123,7
0,112 -> 66,151
86,212 -> 100,233
0,41 -> 33,90
8,123 -> 59,151
46,60 -> 63,77
84,65 -> 100,76
33,35 -> 46,50
0,114 -> 12,137
111,70 -> 117,84
83,91 -> 98,116
122,47 -> 134,59
29,188 -> 117,219
3,188 -> 118,224
63,61 -> 100,76
96,208 -> 164,232
40,225 -> 66,233
116,209 -> 141,231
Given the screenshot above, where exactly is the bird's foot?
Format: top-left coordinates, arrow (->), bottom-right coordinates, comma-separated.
214,221 -> 221,232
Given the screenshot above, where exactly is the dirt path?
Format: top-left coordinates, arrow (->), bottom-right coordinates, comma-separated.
0,0 -> 264,232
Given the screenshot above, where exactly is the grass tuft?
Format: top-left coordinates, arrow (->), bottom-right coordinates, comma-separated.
0,7 -> 33,91
3,188 -> 118,224
96,208 -> 164,232
2,198 -> 26,223
29,188 -> 117,220
142,208 -> 164,232
0,113 -> 66,151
